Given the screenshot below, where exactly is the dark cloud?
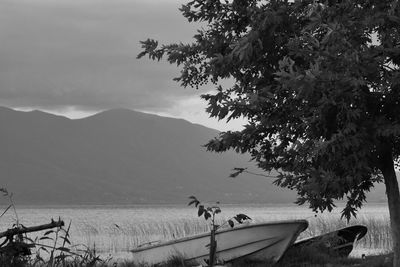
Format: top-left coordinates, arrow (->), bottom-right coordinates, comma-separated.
0,0 -> 203,113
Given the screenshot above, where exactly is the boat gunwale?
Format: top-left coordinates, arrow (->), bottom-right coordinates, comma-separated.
130,219 -> 308,253
294,224 -> 367,245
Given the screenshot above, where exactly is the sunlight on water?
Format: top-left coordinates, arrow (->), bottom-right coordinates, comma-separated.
0,203 -> 391,260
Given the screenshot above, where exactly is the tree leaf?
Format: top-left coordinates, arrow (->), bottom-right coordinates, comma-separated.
198,205 -> 204,217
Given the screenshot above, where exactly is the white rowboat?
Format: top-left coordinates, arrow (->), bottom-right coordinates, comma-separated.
130,220 -> 308,265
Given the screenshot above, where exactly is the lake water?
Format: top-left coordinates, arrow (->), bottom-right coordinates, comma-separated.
0,203 -> 391,261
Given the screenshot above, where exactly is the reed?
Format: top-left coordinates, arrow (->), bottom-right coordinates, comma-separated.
303,214 -> 392,251
72,213 -> 392,257
0,208 -> 394,266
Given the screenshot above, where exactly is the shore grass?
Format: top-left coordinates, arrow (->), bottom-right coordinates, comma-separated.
0,212 -> 393,266
91,214 -> 394,267
79,213 -> 392,255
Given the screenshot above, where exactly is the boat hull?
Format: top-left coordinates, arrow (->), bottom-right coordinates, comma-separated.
292,225 -> 368,257
131,220 -> 308,265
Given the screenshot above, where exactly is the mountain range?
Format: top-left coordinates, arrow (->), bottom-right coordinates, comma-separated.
0,107 -> 390,205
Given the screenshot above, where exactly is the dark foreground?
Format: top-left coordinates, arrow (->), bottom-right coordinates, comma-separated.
0,241 -> 393,267
3,253 -> 393,267
117,252 -> 393,267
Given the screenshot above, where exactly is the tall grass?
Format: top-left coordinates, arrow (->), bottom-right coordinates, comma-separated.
77,218 -> 225,254
303,214 -> 392,251
73,213 -> 392,257
1,203 -> 393,261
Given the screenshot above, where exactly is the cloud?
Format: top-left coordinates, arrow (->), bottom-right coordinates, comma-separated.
143,94 -> 247,131
0,0 -> 203,114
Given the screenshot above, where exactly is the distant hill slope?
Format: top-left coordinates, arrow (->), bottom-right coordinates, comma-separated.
0,107 -> 390,205
0,107 -> 290,205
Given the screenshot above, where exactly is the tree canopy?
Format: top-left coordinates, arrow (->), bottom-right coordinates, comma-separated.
138,1 -> 400,265
139,0 -> 400,219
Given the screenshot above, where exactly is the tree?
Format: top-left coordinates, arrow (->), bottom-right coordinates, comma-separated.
138,1 -> 400,265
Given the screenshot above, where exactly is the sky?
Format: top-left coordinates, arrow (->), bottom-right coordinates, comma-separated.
0,0 -> 245,131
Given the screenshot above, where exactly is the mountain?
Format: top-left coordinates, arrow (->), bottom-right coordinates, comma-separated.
0,107 -> 390,205
0,107 -> 293,205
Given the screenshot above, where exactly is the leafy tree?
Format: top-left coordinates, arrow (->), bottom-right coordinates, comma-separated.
138,1 -> 400,265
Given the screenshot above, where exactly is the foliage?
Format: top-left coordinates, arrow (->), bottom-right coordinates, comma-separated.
0,187 -> 20,226
1,225 -> 109,267
138,0 -> 400,222
188,196 -> 251,266
188,196 -> 251,228
0,188 -> 110,267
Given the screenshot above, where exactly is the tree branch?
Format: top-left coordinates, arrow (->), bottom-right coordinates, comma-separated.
0,220 -> 64,239
230,167 -> 277,179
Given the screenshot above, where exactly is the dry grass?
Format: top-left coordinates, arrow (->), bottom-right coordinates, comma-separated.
77,213 -> 392,255
0,211 -> 394,267
85,214 -> 394,266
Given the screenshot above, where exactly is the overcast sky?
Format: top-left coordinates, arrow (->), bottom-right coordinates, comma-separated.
0,0 -> 245,130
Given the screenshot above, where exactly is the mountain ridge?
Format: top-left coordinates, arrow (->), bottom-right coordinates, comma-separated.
0,107 -> 291,205
0,107 -> 390,205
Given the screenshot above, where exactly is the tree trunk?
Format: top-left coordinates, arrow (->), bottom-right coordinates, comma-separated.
380,150 -> 400,267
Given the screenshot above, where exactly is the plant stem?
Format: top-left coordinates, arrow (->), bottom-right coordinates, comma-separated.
9,194 -> 19,227
209,212 -> 217,266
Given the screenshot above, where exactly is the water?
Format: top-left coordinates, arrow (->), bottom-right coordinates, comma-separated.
0,203 -> 391,260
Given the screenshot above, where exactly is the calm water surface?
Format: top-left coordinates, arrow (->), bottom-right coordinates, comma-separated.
0,203 -> 390,260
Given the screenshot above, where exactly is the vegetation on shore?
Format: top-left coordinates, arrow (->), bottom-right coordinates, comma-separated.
0,189 -> 394,266
0,211 -> 394,267
71,211 -> 391,254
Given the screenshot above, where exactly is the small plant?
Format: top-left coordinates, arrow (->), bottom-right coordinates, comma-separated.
188,196 -> 251,266
0,187 -> 20,226
0,187 -> 111,267
9,219 -> 112,267
0,187 -> 30,266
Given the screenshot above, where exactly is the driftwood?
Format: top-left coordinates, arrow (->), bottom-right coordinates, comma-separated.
0,219 -> 64,257
0,219 -> 64,239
